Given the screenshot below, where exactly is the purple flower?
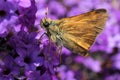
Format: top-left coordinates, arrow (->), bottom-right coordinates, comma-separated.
35,0 -> 47,25
35,0 -> 46,8
0,55 -> 20,79
15,45 -> 44,71
35,8 -> 47,27
39,71 -> 52,80
67,7 -> 83,17
49,1 -> 66,18
0,0 -> 18,34
111,53 -> 120,69
78,0 -> 95,13
8,31 -> 43,71
0,0 -> 16,21
43,43 -> 60,74
74,56 -> 84,63
25,70 -> 52,80
82,57 -> 101,72
62,47 -> 71,55
18,0 -> 37,31
91,32 -> 109,53
57,65 -> 76,80
18,0 -> 31,8
63,0 -> 78,7
105,74 -> 120,80
0,76 -> 14,80
25,71 -> 40,80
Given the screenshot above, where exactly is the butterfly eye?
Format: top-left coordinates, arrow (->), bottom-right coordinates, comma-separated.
43,22 -> 50,27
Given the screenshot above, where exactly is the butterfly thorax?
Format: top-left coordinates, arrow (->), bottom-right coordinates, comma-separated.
41,18 -> 62,45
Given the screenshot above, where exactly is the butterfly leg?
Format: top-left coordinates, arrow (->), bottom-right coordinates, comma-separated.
56,40 -> 63,63
57,45 -> 63,54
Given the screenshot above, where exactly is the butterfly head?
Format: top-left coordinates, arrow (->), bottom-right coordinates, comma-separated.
41,18 -> 52,28
40,7 -> 52,28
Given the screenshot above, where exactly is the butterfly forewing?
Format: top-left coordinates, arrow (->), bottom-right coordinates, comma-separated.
57,9 -> 108,55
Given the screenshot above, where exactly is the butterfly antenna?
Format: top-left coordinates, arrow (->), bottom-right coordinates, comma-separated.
45,7 -> 48,19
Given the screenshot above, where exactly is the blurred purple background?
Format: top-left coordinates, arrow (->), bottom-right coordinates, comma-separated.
0,0 -> 120,80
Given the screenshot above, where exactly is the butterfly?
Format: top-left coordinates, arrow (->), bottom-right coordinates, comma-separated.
40,9 -> 108,56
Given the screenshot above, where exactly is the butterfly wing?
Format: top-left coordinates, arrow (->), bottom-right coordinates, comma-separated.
58,9 -> 108,56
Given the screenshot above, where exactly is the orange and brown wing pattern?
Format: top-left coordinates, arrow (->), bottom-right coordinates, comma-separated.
58,9 -> 108,56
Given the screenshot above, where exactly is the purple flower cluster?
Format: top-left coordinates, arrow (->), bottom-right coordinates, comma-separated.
0,0 -> 59,80
0,0 -> 120,80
